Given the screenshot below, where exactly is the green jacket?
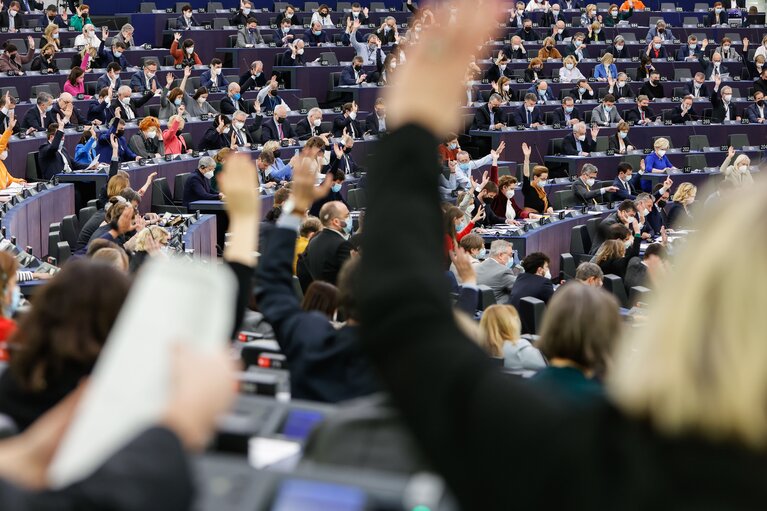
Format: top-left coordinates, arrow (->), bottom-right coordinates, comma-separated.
603,8 -> 632,27
69,14 -> 93,32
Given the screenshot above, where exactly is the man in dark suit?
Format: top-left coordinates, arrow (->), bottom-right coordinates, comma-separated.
296,108 -> 329,141
624,95 -> 658,125
230,110 -> 261,147
45,93 -> 86,128
200,115 -> 233,151
710,77 -> 739,123
562,122 -> 598,156
229,0 -> 253,26
87,88 -> 113,124
128,60 -> 159,94
646,180 -> 671,235
299,200 -> 354,288
96,63 -> 123,92
274,19 -> 296,48
182,157 -> 222,208
572,163 -> 618,205
239,61 -> 267,92
550,96 -> 581,126
326,136 -> 361,175
752,68 -> 767,95
96,39 -> 129,69
471,94 -> 505,130
746,91 -> 767,123
365,98 -> 387,136
516,19 -> 539,42
0,94 -> 19,135
589,199 -> 638,254
21,92 -> 52,132
199,59 -> 229,91
255,120 -> 377,404
0,1 -> 26,32
220,83 -> 253,116
675,36 -> 706,61
605,37 -> 630,59
702,53 -> 729,81
332,101 -> 363,138
606,74 -> 635,100
510,93 -> 543,128
39,122 -> 91,180
340,56 -> 368,86
260,104 -> 296,143
685,73 -> 709,98
484,55 -> 514,83
569,79 -> 595,101
625,243 -> 667,292
375,17 -> 397,45
670,95 -> 698,124
176,5 -> 199,29
612,162 -> 641,200
305,21 -> 329,46
110,86 -> 153,122
541,5 -> 565,26
551,21 -> 571,43
508,252 -> 555,309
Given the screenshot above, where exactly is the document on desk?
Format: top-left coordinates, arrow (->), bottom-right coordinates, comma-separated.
47,258 -> 236,489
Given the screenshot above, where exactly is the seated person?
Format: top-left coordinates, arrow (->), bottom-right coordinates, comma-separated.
746,90 -> 767,124
332,101 -> 363,138
485,54 -> 514,83
199,58 -> 229,91
182,157 -> 223,208
478,303 -> 547,375
639,70 -> 665,99
569,79 -> 595,101
645,20 -> 674,43
296,107 -> 329,140
520,142 -> 553,214
305,20 -> 329,46
644,137 -> 674,173
502,35 -> 527,59
537,37 -> 562,60
508,252 -> 554,308
607,121 -> 635,153
472,93 -> 505,130
590,94 -> 620,126
572,163 -> 617,205
670,95 -> 698,124
605,35 -> 630,59
340,55 -> 369,86
128,59 -> 159,93
309,169 -> 348,216
706,1 -> 728,26
475,240 -> 518,304
559,55 -> 586,83
625,242 -> 667,291
551,96 -> 581,126
516,18 -> 539,41
585,21 -> 605,44
562,32 -> 588,61
524,57 -> 544,82
685,72 -> 709,98
589,200 -> 638,254
128,116 -> 165,159
236,17 -> 264,48
676,35 -> 705,61
562,121 -> 598,156
645,36 -> 668,60
260,105 -> 296,143
510,93 -> 543,127
200,114 -> 233,151
612,162 -> 641,200
702,52 -> 729,81
593,52 -> 617,81
527,80 -> 554,102
624,95 -> 658,125
667,182 -> 696,228
606,73 -> 635,100
594,238 -> 639,281
604,3 -> 632,26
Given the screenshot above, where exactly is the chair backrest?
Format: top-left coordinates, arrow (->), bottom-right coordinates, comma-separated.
602,274 -> 629,308
476,284 -> 497,311
338,2 -> 352,11
57,241 -> 72,264
175,2 -> 188,12
683,16 -> 698,25
60,215 -> 80,249
152,178 -> 171,205
625,68 -> 637,80
551,189 -> 576,210
672,86 -> 687,98
55,57 -> 72,71
181,132 -> 195,151
207,2 -> 224,11
674,68 -> 692,81
47,231 -> 60,261
78,206 -> 97,226
685,154 -> 707,171
569,224 -> 591,255
299,97 -> 319,110
305,2 -> 320,11
585,217 -> 600,245
0,87 -> 19,102
595,136 -> 608,152
85,81 -> 98,96
370,1 -> 386,10
694,2 -> 708,10
628,285 -> 651,307
45,82 -> 61,97
660,2 -> 675,10
174,172 -> 193,202
140,2 -> 156,12
621,32 -> 636,42
26,151 -> 40,182
87,199 -> 99,209
518,296 -> 545,335
560,253 -> 577,280
8,38 -> 26,54
550,137 -> 563,155
688,135 -> 709,150
320,51 -> 339,65
729,134 -> 749,148
346,188 -> 367,210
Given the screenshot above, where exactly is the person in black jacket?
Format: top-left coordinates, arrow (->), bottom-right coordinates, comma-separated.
669,95 -> 698,124
229,0 -> 253,26
562,122 -> 598,156
0,1 -> 26,31
200,115 -> 234,151
710,76 -> 739,123
508,252 -> 555,308
298,199 -> 353,289
239,60 -> 267,92
332,102 -> 363,138
38,121 -> 93,180
471,94 -> 505,130
182,156 -> 222,208
550,96 -> 581,126
624,95 -> 658,125
365,98 -> 387,136
359,15 -> 767,511
295,107 -> 328,140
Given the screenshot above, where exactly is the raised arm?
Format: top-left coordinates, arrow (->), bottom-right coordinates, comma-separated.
521,141 -> 531,177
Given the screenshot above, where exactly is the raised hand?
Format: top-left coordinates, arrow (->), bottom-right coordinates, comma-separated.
166,72 -> 174,88
521,142 -> 531,158
174,32 -> 181,42
450,247 -> 477,285
333,142 -> 344,159
102,27 -> 109,39
590,126 -> 599,139
109,133 -> 119,149
471,204 -> 485,223
184,66 -> 192,77
728,145 -> 735,158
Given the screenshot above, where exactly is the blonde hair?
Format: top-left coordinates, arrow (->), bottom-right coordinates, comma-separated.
563,55 -> 577,67
168,114 -> 185,130
672,182 -> 696,203
542,36 -> 555,47
595,239 -> 625,265
123,225 -> 170,253
610,182 -> 767,448
262,140 -> 281,153
479,305 -> 522,357
601,52 -> 614,64
733,154 -> 750,168
43,24 -> 59,44
653,137 -> 670,150
90,247 -> 129,272
586,3 -> 596,11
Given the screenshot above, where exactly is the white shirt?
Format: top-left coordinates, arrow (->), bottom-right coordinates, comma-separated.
311,11 -> 334,27
73,34 -> 101,48
559,66 -> 585,83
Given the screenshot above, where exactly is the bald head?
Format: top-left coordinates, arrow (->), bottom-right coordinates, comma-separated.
319,201 -> 350,231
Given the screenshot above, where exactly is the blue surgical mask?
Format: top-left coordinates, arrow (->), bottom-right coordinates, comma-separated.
578,87 -> 586,94
342,217 -> 353,234
477,248 -> 487,259
4,286 -> 19,318
506,256 -> 515,269
565,106 -> 573,113
619,131 -> 628,139
313,30 -> 322,36
456,220 -> 467,232
458,162 -> 471,172
174,98 -> 182,106
232,93 -> 241,101
331,183 -> 342,193
604,105 -> 613,112
448,142 -> 458,150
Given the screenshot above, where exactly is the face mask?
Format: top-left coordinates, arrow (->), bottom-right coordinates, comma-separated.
297,48 -> 305,55
313,30 -> 322,36
211,68 -> 220,76
146,129 -> 157,138
276,116 -> 286,124
504,189 -> 515,199
578,87 -> 586,94
503,84 -> 510,92
739,165 -> 749,173
543,269 -> 551,279
715,7 -> 723,12
653,43 -> 661,50
186,47 -> 194,54
116,129 -> 125,137
566,63 -> 574,70
232,93 -> 241,101
390,62 -> 397,69
121,97 -> 131,105
456,220 -> 467,232
537,178 -> 547,186
285,12 -> 293,18
658,28 -> 664,33
223,127 -> 231,134
577,134 -> 586,141
349,111 -> 357,120
88,30 -> 95,36
4,286 -> 20,318
610,10 -> 618,15
476,248 -> 487,259
757,100 -> 764,106
723,45 -> 731,52
723,94 -> 732,102
524,26 -> 531,32
619,131 -> 628,139
657,149 -> 666,157
320,11 -> 327,16
204,170 -> 214,179
604,105 -> 613,112
53,32 -> 60,39
331,183 -> 343,193
574,40 -> 582,47
552,9 -> 560,15
512,44 -> 520,51
517,9 -> 525,14
546,45 -> 553,51
353,64 -> 362,71
538,89 -> 546,96
113,49 -> 124,57
526,105 -> 534,112
243,8 -> 251,14
283,27 -> 290,33
624,239 -> 633,250
688,44 -> 697,50
230,120 -> 244,131
458,162 -> 471,172
498,65 -> 506,71
585,178 -> 595,187
313,118 -> 322,127
174,98 -> 182,106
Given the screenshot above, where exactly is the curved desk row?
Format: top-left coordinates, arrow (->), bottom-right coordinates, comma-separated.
183,213 -> 218,259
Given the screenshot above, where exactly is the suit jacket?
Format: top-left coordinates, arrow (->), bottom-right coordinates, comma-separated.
624,106 -> 658,123
128,71 -> 159,93
0,111 -> 19,135
527,87 -> 555,102
200,126 -> 229,151
706,10 -> 729,26
541,11 -> 565,26
300,227 -> 353,286
710,89 -> 738,123
304,29 -> 329,46
639,82 -> 665,99
645,203 -> 667,236
109,93 -> 153,122
591,105 -> 621,125
589,211 -> 622,254
38,130 -> 87,180
510,105 -> 543,127
645,46 -> 668,59
669,105 -> 697,124
199,70 -> 229,91
365,112 -> 387,136
87,99 -> 111,124
182,170 -> 218,208
45,102 -> 86,128
612,175 -> 638,200
273,28 -> 296,47
685,81 -> 709,98
229,10 -> 249,26
20,105 -> 47,131
332,115 -> 363,138
0,10 -> 25,30
260,118 -> 296,143
95,122 -> 137,163
608,133 -> 636,152
472,104 -> 502,130
375,27 -> 396,45
175,15 -> 199,29
220,96 -> 252,116
624,257 -> 648,292
96,41 -> 129,69
96,74 -> 121,92
550,106 -> 581,126
239,70 -> 267,91
339,65 -> 361,86
675,46 -> 704,61
283,48 -> 304,66
509,272 -> 554,309
746,103 -> 767,123
236,27 -> 264,47
605,44 -> 630,59
484,64 -> 514,83
752,79 -> 767,96
572,178 -> 605,205
475,258 -> 517,304
255,224 -> 378,403
295,117 -> 328,140
702,61 -> 730,80
609,84 -> 635,100
562,132 -> 596,155
568,87 -> 595,101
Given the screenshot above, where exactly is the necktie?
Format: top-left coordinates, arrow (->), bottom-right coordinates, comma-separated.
237,129 -> 244,145
277,123 -> 283,139
59,148 -> 72,172
527,110 -> 531,125
125,104 -> 134,120
641,110 -> 645,121
715,67 -> 719,76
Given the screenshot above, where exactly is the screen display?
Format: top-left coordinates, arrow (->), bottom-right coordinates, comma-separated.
281,409 -> 324,441
271,479 -> 366,511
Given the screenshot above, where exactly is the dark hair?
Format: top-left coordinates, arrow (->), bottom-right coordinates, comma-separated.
459,233 -> 484,251
301,281 -> 339,319
342,102 -> 354,113
521,252 -> 549,274
10,260 -> 130,393
193,86 -> 209,100
113,41 -> 126,50
47,123 -> 59,138
337,256 -> 360,321
258,150 -> 275,165
85,238 -> 122,257
210,58 -> 222,67
273,187 -> 290,206
603,94 -> 616,103
644,243 -> 667,261
67,66 -> 84,86
332,169 -> 346,182
181,4 -> 192,12
616,162 -> 633,175
482,181 -> 498,193
246,16 -> 258,24
305,136 -> 326,150
214,113 -> 231,127
4,44 -> 17,54
537,283 -> 621,378
182,38 -> 195,49
607,223 -> 631,241
617,199 -> 637,213
443,206 -> 464,241
107,62 -> 122,74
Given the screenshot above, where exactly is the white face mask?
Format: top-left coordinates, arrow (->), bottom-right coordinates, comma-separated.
349,111 -> 357,120
512,44 -> 520,51
312,118 -> 322,127
233,121 -> 244,130
653,43 -> 661,50
146,129 -> 157,138
723,94 -> 732,102
585,178 -> 595,187
739,165 -> 749,173
537,178 -> 547,186
502,84 -> 510,92
223,127 -> 231,134
657,149 -> 666,157
211,67 -> 220,75
577,134 -> 586,141
203,170 -> 214,179
198,96 -> 207,104
186,47 -> 194,54
504,189 -> 515,199
184,12 -> 192,18
543,269 -> 551,279
617,80 -> 625,87
610,10 -> 618,15
615,44 -> 624,51
565,63 -> 574,70
297,48 -> 304,55
121,97 -> 131,105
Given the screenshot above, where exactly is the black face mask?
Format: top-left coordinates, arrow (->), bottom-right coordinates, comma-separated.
757,100 -> 765,106
657,200 -> 667,208
492,106 -> 501,114
116,129 -> 125,137
353,64 -> 362,71
524,26 -> 531,32
276,117 -> 285,124
343,147 -> 353,154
